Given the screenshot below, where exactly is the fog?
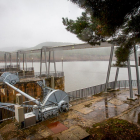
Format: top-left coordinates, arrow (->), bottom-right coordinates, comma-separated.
0,0 -> 84,50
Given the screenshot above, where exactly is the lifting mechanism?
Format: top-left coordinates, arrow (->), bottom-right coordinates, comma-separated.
0,72 -> 69,121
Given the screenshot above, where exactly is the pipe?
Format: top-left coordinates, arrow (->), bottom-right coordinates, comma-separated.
4,81 -> 41,105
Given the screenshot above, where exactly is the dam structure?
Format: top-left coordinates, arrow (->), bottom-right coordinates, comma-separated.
0,42 -> 140,128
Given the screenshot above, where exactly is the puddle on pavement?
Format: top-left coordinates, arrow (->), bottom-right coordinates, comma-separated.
46,89 -> 139,129
119,106 -> 140,126
47,121 -> 68,134
81,97 -> 129,123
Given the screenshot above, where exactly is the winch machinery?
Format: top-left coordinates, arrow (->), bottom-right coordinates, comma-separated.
0,72 -> 69,121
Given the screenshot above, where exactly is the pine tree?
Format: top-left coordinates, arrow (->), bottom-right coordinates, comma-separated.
63,0 -> 140,66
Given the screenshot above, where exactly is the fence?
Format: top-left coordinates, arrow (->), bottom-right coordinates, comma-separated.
0,64 -> 19,69
0,80 -> 138,122
34,71 -> 64,78
20,67 -> 34,71
13,71 -> 64,79
68,80 -> 137,101
0,65 -> 20,72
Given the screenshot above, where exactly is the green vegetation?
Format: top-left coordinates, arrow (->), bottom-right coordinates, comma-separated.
85,118 -> 140,140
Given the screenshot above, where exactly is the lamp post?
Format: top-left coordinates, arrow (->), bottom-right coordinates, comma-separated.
61,57 -> 63,72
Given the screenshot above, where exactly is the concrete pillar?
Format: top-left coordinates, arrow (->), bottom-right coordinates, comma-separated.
51,76 -> 54,89
15,105 -> 24,123
16,93 -> 23,105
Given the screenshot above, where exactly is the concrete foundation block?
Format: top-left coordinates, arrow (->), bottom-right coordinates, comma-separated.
15,105 -> 24,123
24,112 -> 36,127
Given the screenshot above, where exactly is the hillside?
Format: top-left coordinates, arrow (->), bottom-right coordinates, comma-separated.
22,42 -> 76,51
0,42 -> 135,62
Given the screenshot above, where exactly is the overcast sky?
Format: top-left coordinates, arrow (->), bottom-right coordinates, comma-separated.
0,0 -> 84,49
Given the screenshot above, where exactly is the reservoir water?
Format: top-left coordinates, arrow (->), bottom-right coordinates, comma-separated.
13,61 -> 137,92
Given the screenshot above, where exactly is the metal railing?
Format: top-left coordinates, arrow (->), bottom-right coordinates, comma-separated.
68,80 -> 137,101
20,67 -> 34,71
34,71 -> 64,78
0,104 -> 15,122
0,64 -> 20,69
17,71 -> 64,79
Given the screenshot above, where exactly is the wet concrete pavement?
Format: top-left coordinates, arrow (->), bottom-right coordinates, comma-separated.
60,89 -> 139,128
24,89 -> 140,139
48,88 -> 140,139
2,88 -> 140,140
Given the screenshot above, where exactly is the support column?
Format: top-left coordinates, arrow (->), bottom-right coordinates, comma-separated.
134,45 -> 140,96
23,53 -> 24,71
17,52 -> 18,68
48,51 -> 51,76
127,59 -> 134,99
53,50 -> 56,77
18,52 -> 20,69
40,49 -> 42,77
62,57 -> 63,72
9,53 -> 12,71
23,53 -> 25,77
114,67 -> 119,89
105,45 -> 114,92
5,53 -> 7,70
44,48 -> 47,76
25,53 -> 27,71
10,53 -> 12,66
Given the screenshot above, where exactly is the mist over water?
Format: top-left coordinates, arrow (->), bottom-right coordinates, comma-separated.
0,61 -> 137,92
23,61 -> 137,92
